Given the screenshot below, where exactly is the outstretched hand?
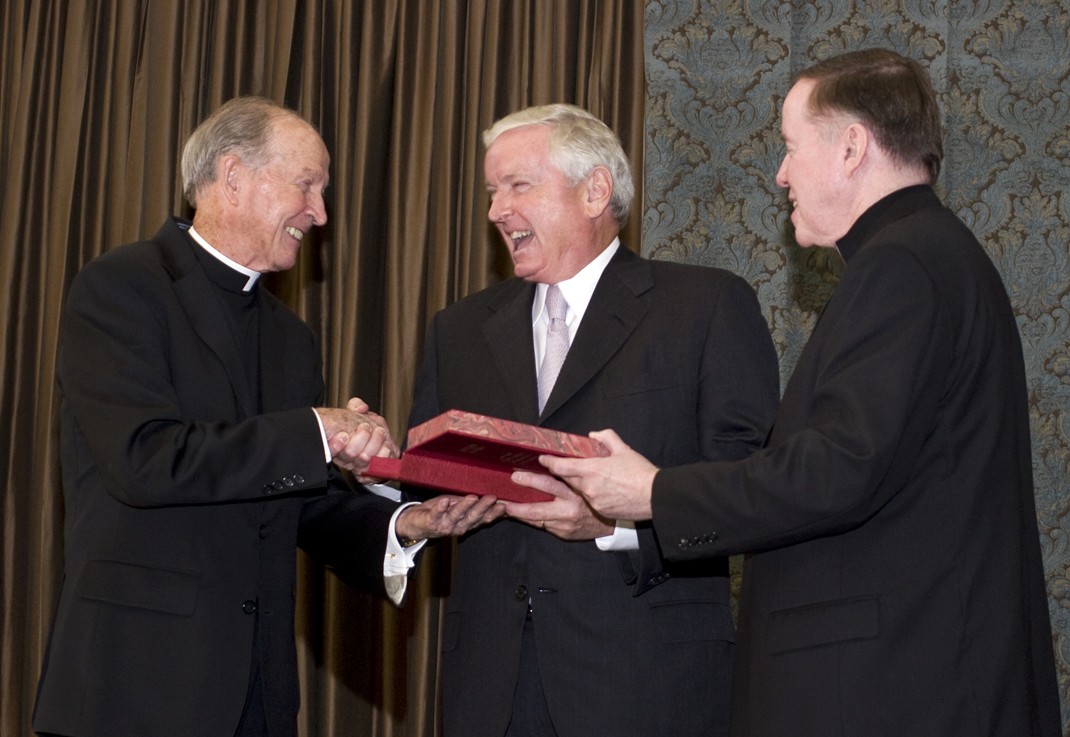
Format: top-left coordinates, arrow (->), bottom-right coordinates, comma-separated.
396,494 -> 506,541
534,429 -> 658,521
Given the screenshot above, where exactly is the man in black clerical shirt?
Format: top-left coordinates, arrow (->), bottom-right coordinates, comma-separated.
529,49 -> 1061,737
33,96 -> 502,737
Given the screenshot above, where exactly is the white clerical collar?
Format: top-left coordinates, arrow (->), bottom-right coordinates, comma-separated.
188,226 -> 262,292
532,237 -> 620,327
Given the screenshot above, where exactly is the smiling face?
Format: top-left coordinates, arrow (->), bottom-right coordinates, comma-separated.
484,125 -> 606,283
229,116 -> 330,272
775,78 -> 853,248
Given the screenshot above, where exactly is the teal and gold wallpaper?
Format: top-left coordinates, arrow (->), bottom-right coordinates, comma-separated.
642,0 -> 1069,725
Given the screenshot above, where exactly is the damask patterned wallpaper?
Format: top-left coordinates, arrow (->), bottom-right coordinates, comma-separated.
642,0 -> 1069,725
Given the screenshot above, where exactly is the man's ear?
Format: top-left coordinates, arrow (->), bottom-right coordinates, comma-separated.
219,154 -> 243,207
583,166 -> 613,218
843,123 -> 868,177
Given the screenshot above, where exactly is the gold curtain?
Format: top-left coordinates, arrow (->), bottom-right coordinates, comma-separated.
0,1 -> 643,735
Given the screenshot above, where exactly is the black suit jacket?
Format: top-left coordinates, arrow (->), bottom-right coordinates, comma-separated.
655,187 -> 1062,737
409,246 -> 780,737
34,218 -> 398,737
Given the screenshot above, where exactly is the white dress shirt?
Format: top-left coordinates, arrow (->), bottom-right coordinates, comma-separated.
531,238 -> 638,551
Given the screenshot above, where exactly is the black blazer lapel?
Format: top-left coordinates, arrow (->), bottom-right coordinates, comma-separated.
540,249 -> 652,420
161,225 -> 259,418
483,281 -> 541,425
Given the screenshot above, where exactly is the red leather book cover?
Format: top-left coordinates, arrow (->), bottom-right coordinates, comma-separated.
366,410 -> 606,503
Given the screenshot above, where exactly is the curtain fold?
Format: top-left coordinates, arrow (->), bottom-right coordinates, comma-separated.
0,2 -> 643,735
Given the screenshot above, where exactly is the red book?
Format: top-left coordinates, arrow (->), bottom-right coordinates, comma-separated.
366,410 -> 606,503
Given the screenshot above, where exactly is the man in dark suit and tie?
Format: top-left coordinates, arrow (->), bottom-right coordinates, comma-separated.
33,96 -> 502,737
532,49 -> 1062,737
408,104 -> 780,737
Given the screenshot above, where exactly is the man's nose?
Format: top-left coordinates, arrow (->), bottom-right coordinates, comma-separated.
775,158 -> 789,188
308,191 -> 328,226
488,190 -> 509,221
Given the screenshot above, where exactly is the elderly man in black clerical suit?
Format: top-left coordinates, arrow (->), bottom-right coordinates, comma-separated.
34,96 -> 502,737
408,103 -> 780,737
531,49 -> 1062,737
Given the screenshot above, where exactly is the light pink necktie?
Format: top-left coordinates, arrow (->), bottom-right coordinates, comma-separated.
537,284 -> 570,412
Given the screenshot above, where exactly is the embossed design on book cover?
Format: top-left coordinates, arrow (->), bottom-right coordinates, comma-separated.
407,410 -> 604,467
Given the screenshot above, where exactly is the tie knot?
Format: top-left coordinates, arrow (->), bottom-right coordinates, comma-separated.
545,284 -> 568,322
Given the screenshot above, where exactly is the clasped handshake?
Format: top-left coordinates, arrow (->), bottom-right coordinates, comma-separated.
313,397 -> 401,475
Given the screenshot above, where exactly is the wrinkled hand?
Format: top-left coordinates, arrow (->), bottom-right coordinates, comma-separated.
536,429 -> 657,521
315,397 -> 399,475
504,472 -> 615,540
396,494 -> 506,540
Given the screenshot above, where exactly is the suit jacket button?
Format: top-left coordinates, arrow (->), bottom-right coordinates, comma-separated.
262,485 -> 274,495
294,474 -> 305,485
514,585 -> 528,601
283,476 -> 295,487
242,600 -> 258,614
679,538 -> 689,548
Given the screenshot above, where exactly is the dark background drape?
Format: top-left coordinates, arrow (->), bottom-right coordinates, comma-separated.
1,1 -> 1066,735
0,1 -> 643,735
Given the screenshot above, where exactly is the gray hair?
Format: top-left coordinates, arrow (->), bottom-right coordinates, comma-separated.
181,96 -> 298,208
483,104 -> 634,225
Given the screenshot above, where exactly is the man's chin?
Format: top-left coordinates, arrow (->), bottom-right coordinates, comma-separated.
264,255 -> 298,273
795,233 -> 837,249
791,229 -> 817,248
511,258 -> 537,281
